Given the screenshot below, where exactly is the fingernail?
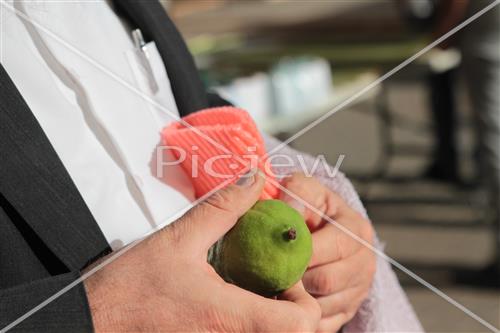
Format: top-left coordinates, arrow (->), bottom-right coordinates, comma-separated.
236,168 -> 257,186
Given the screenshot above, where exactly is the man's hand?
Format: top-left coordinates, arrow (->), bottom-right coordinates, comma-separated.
281,173 -> 376,332
84,172 -> 321,332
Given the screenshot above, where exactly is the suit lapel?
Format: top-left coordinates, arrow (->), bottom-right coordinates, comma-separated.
113,0 -> 209,117
0,65 -> 110,271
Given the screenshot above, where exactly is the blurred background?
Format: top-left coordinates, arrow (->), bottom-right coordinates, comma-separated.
166,0 -> 499,331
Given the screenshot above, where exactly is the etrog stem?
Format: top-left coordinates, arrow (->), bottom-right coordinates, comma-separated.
287,228 -> 297,240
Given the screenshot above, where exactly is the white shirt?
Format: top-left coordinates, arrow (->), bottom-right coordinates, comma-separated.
1,0 -> 195,250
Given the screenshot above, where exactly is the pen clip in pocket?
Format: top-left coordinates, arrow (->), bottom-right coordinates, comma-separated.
130,29 -> 159,94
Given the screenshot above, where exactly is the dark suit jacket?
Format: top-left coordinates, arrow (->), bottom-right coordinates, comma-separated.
0,1 -> 228,331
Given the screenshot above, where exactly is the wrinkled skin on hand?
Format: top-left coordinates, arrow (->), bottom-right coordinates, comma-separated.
84,172 -> 321,332
280,172 -> 376,333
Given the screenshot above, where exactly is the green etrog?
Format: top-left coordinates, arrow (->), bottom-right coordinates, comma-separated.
209,199 -> 312,297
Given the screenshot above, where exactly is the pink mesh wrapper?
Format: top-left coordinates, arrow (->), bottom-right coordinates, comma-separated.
161,107 -> 279,200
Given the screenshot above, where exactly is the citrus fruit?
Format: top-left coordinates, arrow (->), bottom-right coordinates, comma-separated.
209,199 -> 312,296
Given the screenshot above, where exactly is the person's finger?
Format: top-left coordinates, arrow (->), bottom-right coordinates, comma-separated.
277,281 -> 321,330
279,193 -> 306,216
171,168 -> 265,253
227,281 -> 320,332
308,223 -> 340,267
302,256 -> 356,296
316,313 -> 349,333
279,281 -> 318,312
309,212 -> 369,268
310,188 -> 341,230
279,173 -> 326,229
316,287 -> 362,318
308,222 -> 360,268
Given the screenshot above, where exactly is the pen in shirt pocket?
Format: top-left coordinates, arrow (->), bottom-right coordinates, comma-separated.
132,28 -> 159,94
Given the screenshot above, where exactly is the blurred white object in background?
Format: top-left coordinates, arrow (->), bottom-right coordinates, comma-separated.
270,57 -> 333,116
214,72 -> 272,123
406,0 -> 434,19
422,48 -> 462,74
214,57 -> 333,124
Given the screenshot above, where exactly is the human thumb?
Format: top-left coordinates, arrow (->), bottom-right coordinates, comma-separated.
175,169 -> 265,254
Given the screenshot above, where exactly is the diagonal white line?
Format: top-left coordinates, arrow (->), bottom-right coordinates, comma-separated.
265,0 -> 500,158
1,1 -> 499,331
